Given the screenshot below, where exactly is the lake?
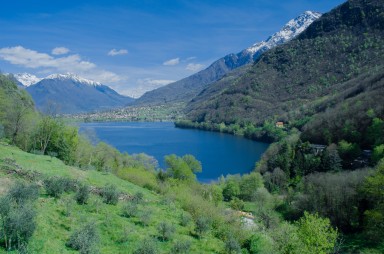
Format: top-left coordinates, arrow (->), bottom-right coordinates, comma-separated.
80,122 -> 269,182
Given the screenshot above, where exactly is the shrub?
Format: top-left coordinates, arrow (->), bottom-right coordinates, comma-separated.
75,184 -> 90,205
67,222 -> 99,254
8,182 -> 39,204
230,197 -> 245,211
224,236 -> 242,254
132,192 -> 144,205
157,221 -> 175,241
101,184 -> 119,205
171,239 -> 191,254
195,216 -> 211,238
179,212 -> 192,227
44,177 -> 75,198
139,210 -> 152,226
134,237 -> 158,254
122,202 -> 138,218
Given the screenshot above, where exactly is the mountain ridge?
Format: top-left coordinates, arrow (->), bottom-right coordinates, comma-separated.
134,11 -> 322,106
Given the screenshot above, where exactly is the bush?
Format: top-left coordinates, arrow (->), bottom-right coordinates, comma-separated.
179,212 -> 192,227
44,177 -> 75,198
122,202 -> 138,218
139,210 -> 152,226
230,197 -> 245,211
8,182 -> 39,204
101,184 -> 119,205
132,192 -> 144,205
171,239 -> 191,254
157,221 -> 175,241
225,236 -> 242,254
195,216 -> 211,238
67,222 -> 99,254
75,184 -> 90,205
3,203 -> 36,250
134,237 -> 158,254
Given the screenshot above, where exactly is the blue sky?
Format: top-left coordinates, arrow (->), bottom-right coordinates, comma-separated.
0,0 -> 345,97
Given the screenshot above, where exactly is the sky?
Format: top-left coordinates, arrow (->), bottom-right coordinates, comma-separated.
0,0 -> 345,98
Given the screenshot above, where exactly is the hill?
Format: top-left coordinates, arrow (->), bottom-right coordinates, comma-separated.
134,11 -> 321,107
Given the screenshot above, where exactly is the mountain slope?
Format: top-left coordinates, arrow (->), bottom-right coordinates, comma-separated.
26,74 -> 134,114
134,11 -> 321,106
184,0 -> 384,132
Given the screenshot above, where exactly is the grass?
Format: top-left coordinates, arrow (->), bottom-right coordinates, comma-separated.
0,143 -> 223,253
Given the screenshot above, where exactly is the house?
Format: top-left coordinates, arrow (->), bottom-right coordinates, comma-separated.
275,122 -> 284,128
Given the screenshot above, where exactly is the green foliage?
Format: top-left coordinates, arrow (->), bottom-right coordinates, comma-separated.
75,184 -> 90,205
157,221 -> 175,241
134,237 -> 158,254
223,175 -> 241,201
321,144 -> 342,172
0,183 -> 38,251
362,160 -> 384,243
165,154 -> 201,181
372,144 -> 384,164
67,222 -> 100,254
101,184 -> 119,205
296,212 -> 338,254
122,202 -> 138,218
224,236 -> 242,254
194,216 -> 211,238
239,172 -> 264,201
230,197 -> 245,211
170,239 -> 191,254
179,212 -> 192,227
44,176 -> 75,198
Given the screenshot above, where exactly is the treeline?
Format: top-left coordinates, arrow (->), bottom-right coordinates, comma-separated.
175,119 -> 287,143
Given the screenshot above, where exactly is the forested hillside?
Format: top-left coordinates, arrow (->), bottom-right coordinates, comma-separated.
184,0 -> 384,148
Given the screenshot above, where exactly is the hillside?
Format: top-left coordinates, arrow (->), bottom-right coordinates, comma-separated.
184,0 -> 384,143
134,11 -> 321,107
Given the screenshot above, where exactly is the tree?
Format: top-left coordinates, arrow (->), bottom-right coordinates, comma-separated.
239,172 -> 264,201
67,222 -> 100,254
165,154 -> 200,181
157,221 -> 175,241
222,176 -> 240,201
321,144 -> 342,172
195,216 -> 210,238
101,184 -> 119,205
296,212 -> 338,254
75,184 -> 90,205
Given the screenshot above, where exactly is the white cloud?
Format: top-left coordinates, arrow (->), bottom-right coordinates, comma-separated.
51,47 -> 70,55
163,57 -> 180,66
186,63 -> 204,72
121,78 -> 174,98
186,56 -> 197,61
108,49 -> 128,56
0,46 -> 123,84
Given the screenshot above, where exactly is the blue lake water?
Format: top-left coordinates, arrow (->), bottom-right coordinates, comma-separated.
80,122 -> 269,182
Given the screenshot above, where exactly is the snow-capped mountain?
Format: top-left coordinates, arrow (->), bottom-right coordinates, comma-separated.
25,73 -> 134,114
135,11 -> 322,106
44,73 -> 102,87
10,73 -> 41,87
245,11 -> 322,55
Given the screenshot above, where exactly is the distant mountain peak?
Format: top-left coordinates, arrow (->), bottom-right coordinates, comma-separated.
246,10 -> 322,55
13,73 -> 41,87
44,73 -> 102,86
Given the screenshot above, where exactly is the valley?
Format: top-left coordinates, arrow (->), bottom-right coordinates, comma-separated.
0,0 -> 383,253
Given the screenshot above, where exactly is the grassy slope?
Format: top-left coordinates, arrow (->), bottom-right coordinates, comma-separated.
0,143 -> 223,253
